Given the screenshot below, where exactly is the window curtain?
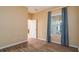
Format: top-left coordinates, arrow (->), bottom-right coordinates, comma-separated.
47,11 -> 51,42
61,7 -> 69,46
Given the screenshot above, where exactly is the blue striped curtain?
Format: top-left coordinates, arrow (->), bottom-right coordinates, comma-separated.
47,11 -> 51,42
61,7 -> 69,46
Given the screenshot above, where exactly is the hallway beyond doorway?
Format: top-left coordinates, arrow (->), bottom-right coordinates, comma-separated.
28,20 -> 37,39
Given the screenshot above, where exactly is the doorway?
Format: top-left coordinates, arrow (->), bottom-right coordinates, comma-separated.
28,19 -> 37,39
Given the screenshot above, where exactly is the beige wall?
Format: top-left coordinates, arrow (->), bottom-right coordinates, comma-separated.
0,7 -> 28,49
28,13 -> 33,19
77,7 -> 79,50
33,7 -> 62,42
33,10 -> 48,40
33,7 -> 78,48
68,7 -> 78,48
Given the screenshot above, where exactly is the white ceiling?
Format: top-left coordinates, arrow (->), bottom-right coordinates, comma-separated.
27,6 -> 53,13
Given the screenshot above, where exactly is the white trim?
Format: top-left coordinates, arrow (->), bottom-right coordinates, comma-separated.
51,41 -> 61,44
48,6 -> 66,12
0,40 -> 27,50
69,44 -> 78,48
38,38 -> 78,49
37,38 -> 46,41
38,38 -> 61,44
51,13 -> 62,16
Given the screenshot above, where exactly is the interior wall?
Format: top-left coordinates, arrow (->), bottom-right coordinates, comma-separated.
0,7 -> 28,49
33,10 -> 48,40
77,7 -> 79,50
28,13 -> 33,19
68,7 -> 78,48
33,7 -> 78,48
33,7 -> 62,41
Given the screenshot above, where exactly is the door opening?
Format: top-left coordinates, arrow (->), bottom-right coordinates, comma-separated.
28,19 -> 36,39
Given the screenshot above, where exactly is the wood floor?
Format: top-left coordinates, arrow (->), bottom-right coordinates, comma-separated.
0,39 -> 78,52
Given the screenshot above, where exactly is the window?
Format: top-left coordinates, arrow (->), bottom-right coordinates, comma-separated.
51,14 -> 62,35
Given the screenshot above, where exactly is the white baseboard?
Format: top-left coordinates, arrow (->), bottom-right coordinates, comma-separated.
38,38 -> 61,44
69,44 -> 78,48
38,38 -> 78,49
51,41 -> 78,48
0,40 -> 27,50
51,41 -> 61,44
37,38 -> 46,41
